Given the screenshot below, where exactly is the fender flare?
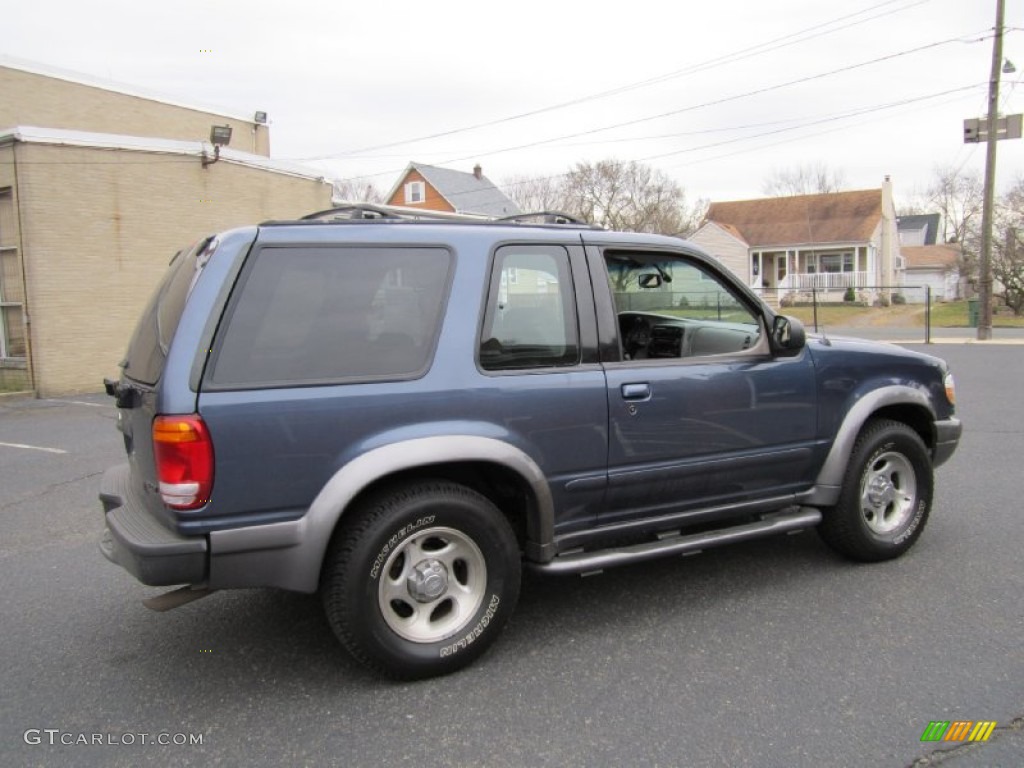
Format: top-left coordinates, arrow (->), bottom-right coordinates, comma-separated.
209,435 -> 553,593
804,385 -> 934,506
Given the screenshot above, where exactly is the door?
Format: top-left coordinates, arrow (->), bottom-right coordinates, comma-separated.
590,245 -> 820,526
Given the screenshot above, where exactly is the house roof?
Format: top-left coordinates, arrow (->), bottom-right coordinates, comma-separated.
0,125 -> 328,182
0,54 -> 259,125
896,213 -> 941,245
715,221 -> 748,244
902,244 -> 961,270
704,189 -> 883,248
387,162 -> 520,217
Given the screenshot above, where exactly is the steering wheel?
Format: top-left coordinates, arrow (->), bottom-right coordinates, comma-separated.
623,317 -> 651,359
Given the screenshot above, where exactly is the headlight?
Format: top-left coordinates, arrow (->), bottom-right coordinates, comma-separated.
943,372 -> 956,406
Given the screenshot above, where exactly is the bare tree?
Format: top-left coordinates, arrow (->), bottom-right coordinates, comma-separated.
501,174 -> 568,214
332,179 -> 384,204
992,175 -> 1024,314
559,159 -> 701,235
926,165 -> 984,284
761,162 -> 847,197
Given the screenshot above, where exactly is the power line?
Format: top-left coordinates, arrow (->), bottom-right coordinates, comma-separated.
438,83 -> 988,202
293,0 -> 932,162
335,31 -> 991,186
639,84 -> 986,164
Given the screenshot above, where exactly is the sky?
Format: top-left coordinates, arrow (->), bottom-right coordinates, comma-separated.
3,0 -> 1023,207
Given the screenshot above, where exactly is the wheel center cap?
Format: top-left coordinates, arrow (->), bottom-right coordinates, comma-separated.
407,559 -> 448,603
867,476 -> 895,507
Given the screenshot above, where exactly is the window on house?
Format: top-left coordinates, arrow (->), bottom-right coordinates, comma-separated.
820,253 -> 854,273
0,189 -> 26,360
404,181 -> 426,204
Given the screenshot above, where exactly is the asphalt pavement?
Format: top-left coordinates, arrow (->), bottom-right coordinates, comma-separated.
0,342 -> 1021,767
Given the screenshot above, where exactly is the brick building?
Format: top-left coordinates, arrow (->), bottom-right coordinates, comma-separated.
0,57 -> 332,395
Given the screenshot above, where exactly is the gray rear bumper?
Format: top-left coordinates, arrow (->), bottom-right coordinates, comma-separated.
99,464 -> 208,586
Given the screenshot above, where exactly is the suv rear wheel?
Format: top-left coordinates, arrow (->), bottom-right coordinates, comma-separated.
321,480 -> 521,678
818,419 -> 933,562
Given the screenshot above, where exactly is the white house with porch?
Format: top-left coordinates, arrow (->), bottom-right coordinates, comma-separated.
690,178 -> 904,305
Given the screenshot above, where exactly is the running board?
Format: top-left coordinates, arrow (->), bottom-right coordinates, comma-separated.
529,507 -> 822,576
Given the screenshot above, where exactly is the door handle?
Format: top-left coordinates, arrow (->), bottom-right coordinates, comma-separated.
621,383 -> 651,401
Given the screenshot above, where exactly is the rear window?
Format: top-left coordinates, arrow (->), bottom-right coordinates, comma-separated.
206,245 -> 452,388
122,238 -> 211,385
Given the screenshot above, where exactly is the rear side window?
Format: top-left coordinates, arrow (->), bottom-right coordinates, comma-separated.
479,244 -> 579,371
122,238 -> 211,385
206,245 -> 452,387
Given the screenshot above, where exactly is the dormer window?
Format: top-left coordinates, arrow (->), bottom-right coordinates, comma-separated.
404,181 -> 425,204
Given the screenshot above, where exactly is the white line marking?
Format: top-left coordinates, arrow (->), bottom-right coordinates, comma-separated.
0,441 -> 67,454
47,399 -> 108,408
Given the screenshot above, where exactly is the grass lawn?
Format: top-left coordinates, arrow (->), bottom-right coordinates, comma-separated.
929,301 -> 1024,328
781,301 -> 1024,329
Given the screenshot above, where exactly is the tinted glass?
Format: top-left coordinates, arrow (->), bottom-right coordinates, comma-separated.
122,240 -> 208,385
479,245 -> 579,370
208,246 -> 451,386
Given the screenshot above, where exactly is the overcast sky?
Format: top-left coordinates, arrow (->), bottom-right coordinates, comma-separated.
4,0 -> 1022,205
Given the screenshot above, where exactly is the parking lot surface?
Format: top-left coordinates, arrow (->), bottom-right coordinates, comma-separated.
0,344 -> 1021,767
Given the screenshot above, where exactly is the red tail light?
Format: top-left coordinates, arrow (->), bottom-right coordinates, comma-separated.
152,415 -> 214,510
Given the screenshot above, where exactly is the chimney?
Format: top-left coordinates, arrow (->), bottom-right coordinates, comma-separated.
880,175 -> 896,295
473,164 -> 482,180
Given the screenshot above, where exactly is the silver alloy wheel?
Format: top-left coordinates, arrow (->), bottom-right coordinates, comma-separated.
859,451 -> 917,534
377,526 -> 487,643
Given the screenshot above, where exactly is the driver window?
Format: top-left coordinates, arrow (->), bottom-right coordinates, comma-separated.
604,252 -> 761,360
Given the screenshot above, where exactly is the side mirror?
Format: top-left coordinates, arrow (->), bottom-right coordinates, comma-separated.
771,315 -> 806,356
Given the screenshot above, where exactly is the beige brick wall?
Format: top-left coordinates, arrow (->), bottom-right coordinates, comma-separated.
0,66 -> 270,155
15,142 -> 331,396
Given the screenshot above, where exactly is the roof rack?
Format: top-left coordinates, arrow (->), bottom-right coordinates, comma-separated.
300,204 -> 401,221
496,211 -> 592,226
264,204 -> 599,227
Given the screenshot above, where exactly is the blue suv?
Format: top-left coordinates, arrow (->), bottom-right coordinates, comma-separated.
100,207 -> 961,678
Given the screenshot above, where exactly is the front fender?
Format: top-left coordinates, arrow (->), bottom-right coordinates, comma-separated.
804,385 -> 935,506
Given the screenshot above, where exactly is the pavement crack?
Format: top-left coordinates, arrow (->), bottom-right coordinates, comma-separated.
0,470 -> 103,512
906,714 -> 1024,766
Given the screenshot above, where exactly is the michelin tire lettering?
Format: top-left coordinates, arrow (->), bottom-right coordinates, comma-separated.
440,594 -> 501,658
369,515 -> 435,579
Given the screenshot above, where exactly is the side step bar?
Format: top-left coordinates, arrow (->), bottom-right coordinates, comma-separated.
529,507 -> 822,576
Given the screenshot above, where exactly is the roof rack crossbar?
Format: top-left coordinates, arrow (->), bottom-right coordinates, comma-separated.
300,204 -> 401,221
496,211 -> 590,225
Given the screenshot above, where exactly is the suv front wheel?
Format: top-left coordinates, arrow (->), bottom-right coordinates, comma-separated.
321,480 -> 521,678
818,419 -> 934,562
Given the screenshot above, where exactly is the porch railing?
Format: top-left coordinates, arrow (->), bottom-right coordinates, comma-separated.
779,271 -> 870,291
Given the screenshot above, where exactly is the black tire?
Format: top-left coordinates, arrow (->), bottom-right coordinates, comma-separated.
818,418 -> 934,562
321,480 -> 521,679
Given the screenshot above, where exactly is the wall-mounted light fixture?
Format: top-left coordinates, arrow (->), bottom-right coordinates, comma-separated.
202,124 -> 233,168
254,111 -> 268,124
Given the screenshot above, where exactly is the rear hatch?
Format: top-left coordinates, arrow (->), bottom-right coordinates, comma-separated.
107,236 -> 216,527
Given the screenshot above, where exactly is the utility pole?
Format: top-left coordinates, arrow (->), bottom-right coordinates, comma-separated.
978,0 -> 1006,340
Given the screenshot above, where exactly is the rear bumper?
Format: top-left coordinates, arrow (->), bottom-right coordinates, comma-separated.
933,417 -> 962,468
99,464 -> 208,586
